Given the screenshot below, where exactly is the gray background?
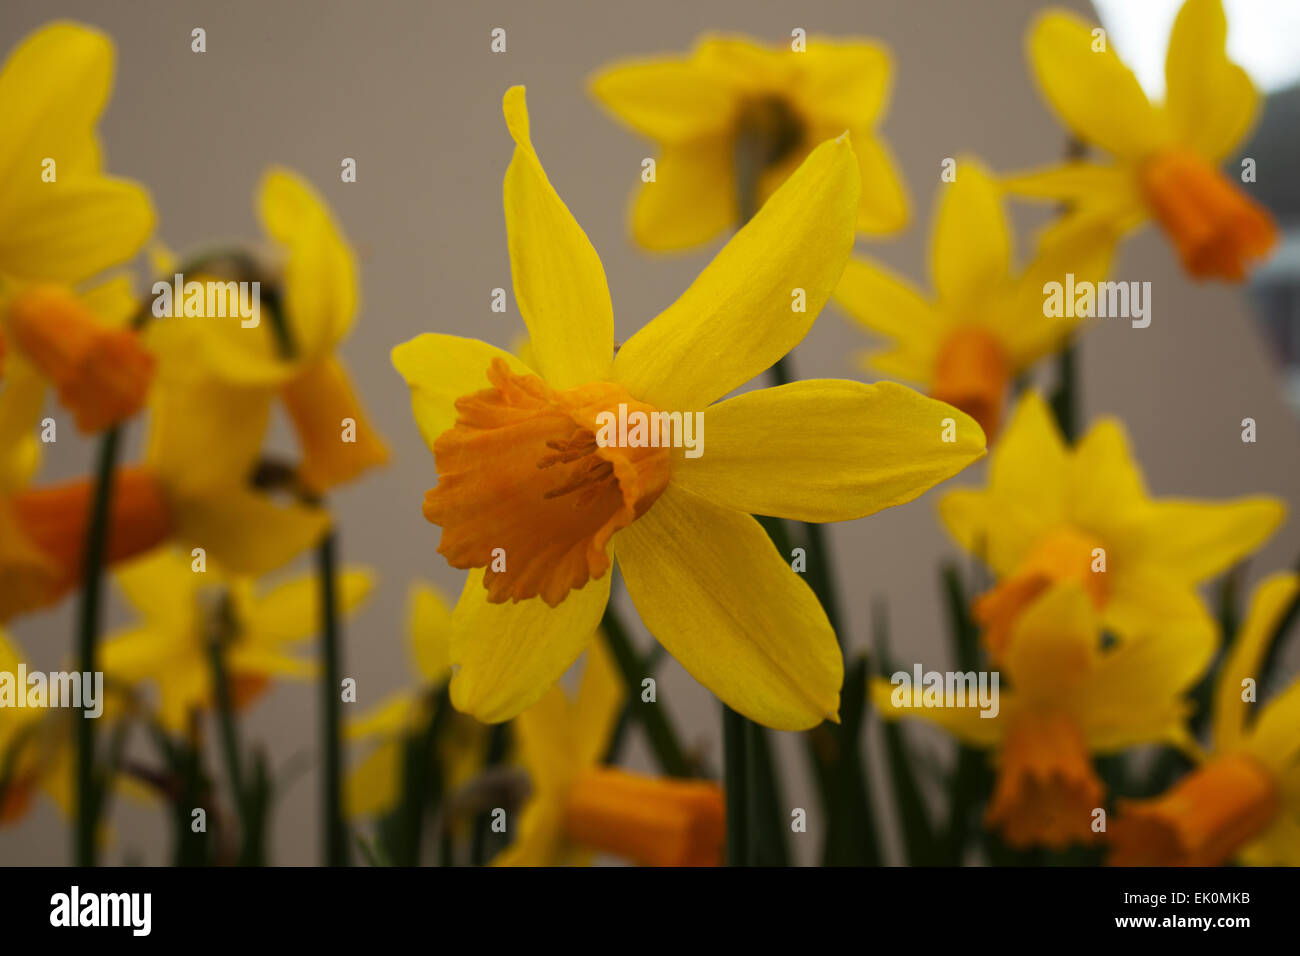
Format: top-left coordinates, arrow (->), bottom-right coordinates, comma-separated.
2,0 -> 1297,865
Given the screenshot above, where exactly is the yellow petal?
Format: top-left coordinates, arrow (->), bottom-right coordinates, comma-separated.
390,333 -> 534,450
799,39 -> 892,127
1002,161 -> 1133,203
672,379 -> 985,521
1247,678 -> 1300,773
574,636 -> 625,767
347,691 -> 419,741
1104,564 -> 1214,642
250,567 -> 374,645
1138,498 -> 1285,584
0,176 -> 153,284
869,676 -> 1005,747
408,581 -> 453,683
113,548 -> 196,627
614,134 -> 859,411
614,483 -> 841,730
346,738 -> 401,819
173,488 -> 329,577
501,86 -> 614,388
1002,581 -> 1099,704
1026,11 -> 1166,159
1164,0 -> 1260,161
588,59 -> 734,143
447,566 -> 608,723
1214,572 -> 1300,752
258,166 -> 356,360
1065,418 -> 1149,532
931,158 -> 1011,306
492,798 -> 565,867
0,351 -> 45,493
630,136 -> 735,251
849,131 -> 910,234
833,256 -> 946,357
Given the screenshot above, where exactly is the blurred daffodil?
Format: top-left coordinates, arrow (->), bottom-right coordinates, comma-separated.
941,392 -> 1284,659
393,87 -> 986,730
590,34 -> 908,249
346,582 -> 488,820
495,639 -> 724,867
834,158 -> 1105,438
1111,572 -> 1300,865
145,167 -> 387,495
0,23 -> 155,427
101,548 -> 373,733
0,629 -> 74,825
1006,0 -> 1276,281
873,581 -> 1214,848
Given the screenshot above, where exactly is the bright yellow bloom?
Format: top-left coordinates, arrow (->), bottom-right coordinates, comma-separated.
101,548 -> 373,733
941,392 -> 1284,659
0,23 -> 155,423
1111,572 -> 1300,866
0,629 -> 74,825
145,167 -> 387,495
590,34 -> 908,250
1005,0 -> 1276,281
494,639 -> 724,867
834,158 -> 1106,439
346,582 -> 489,819
873,581 -> 1214,849
393,87 -> 987,730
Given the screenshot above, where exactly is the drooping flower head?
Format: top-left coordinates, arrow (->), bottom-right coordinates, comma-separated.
590,34 -> 908,249
873,580 -> 1214,848
393,87 -> 986,730
940,392 -> 1284,660
1111,572 -> 1300,866
1006,0 -> 1277,281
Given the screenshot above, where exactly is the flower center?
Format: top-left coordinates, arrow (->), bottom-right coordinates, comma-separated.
735,94 -> 805,170
1137,149 -> 1278,281
560,767 -> 725,866
985,710 -> 1103,849
931,325 -> 1009,439
423,358 -> 671,607
975,527 -> 1108,659
1109,752 -> 1280,866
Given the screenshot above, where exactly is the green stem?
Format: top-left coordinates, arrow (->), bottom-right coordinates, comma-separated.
207,634 -> 250,861
317,530 -> 350,866
600,589 -> 691,777
1049,341 -> 1078,443
722,704 -> 749,866
74,426 -> 121,865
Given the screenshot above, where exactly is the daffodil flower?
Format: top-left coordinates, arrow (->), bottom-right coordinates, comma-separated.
346,582 -> 488,820
941,392 -> 1284,659
393,87 -> 986,730
1005,0 -> 1277,281
145,167 -> 387,495
0,23 -> 155,425
590,34 -> 908,250
495,638 -> 724,867
0,629 -> 73,825
100,548 -> 373,733
1111,572 -> 1300,865
873,581 -> 1214,848
834,158 -> 1105,438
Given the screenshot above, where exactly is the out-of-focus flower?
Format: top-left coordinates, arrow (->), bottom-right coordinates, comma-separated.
1111,572 -> 1300,865
495,638 -> 724,866
1005,0 -> 1276,281
393,87 -> 986,730
100,548 -> 373,733
941,392 -> 1284,659
873,581 -> 1214,848
834,158 -> 1105,439
590,34 -> 907,250
145,168 -> 387,495
0,22 -> 154,422
346,582 -> 489,820
0,629 -> 74,825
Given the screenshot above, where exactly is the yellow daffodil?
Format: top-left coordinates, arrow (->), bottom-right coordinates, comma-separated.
1111,572 -> 1300,866
100,548 -> 373,733
0,629 -> 73,824
0,23 -> 155,427
145,167 -> 387,495
346,582 -> 488,819
940,392 -> 1284,659
393,87 -> 986,730
495,639 -> 724,867
873,581 -> 1214,848
1005,0 -> 1276,281
834,158 -> 1106,439
590,34 -> 908,250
